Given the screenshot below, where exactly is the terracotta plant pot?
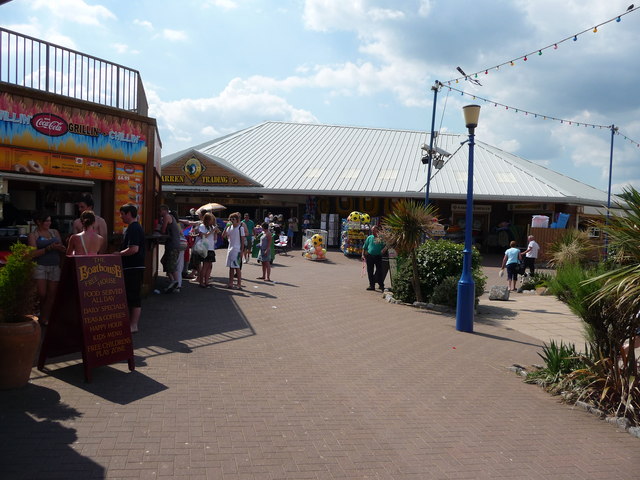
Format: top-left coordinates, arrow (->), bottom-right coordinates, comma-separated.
0,316 -> 41,389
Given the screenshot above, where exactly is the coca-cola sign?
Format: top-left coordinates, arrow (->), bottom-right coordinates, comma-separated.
30,113 -> 68,137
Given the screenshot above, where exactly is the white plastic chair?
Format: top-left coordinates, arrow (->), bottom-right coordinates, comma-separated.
275,234 -> 289,255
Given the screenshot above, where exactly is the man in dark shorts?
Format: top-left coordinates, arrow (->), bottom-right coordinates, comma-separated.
117,204 -> 145,333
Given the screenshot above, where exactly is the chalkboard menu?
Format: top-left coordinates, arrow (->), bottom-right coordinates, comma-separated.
38,255 -> 135,382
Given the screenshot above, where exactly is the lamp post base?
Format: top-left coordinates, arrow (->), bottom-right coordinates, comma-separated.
456,277 -> 475,333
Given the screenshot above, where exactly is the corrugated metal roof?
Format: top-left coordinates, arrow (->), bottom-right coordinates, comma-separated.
162,121 -> 610,206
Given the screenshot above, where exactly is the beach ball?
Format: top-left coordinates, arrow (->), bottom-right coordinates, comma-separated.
311,234 -> 323,247
348,211 -> 361,222
311,254 -> 317,260
361,213 -> 370,224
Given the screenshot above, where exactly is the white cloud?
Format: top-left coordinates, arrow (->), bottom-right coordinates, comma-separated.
113,43 -> 128,54
31,0 -> 116,26
497,139 -> 521,152
231,59 -> 425,110
368,8 -> 405,21
113,43 -> 140,55
418,0 -> 432,17
133,19 -> 153,30
147,80 -> 318,154
161,29 -> 188,42
205,0 -> 238,9
303,0 -> 365,32
3,20 -> 77,49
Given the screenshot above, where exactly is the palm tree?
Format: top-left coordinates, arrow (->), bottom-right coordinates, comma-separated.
379,199 -> 439,302
586,186 -> 640,377
588,186 -> 640,318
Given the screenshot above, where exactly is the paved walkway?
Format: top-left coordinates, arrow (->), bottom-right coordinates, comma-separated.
478,255 -> 587,348
2,249 -> 638,479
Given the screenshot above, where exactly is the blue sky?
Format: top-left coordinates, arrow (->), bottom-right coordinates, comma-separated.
1,0 -> 639,194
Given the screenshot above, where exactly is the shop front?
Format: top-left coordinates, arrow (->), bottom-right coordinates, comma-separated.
161,150 -> 306,222
0,85 -> 161,292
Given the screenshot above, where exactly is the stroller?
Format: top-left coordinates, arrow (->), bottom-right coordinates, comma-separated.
517,258 -> 533,291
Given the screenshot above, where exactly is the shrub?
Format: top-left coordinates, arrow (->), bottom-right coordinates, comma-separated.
547,263 -> 620,355
430,276 -> 459,307
546,262 -> 640,423
391,239 -> 486,304
539,340 -> 584,376
526,340 -> 588,385
532,271 -> 552,287
568,349 -> 640,425
519,272 -> 551,291
430,274 -> 486,307
547,230 -> 594,268
0,243 -> 37,323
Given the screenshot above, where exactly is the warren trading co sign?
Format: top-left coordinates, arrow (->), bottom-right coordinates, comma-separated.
161,155 -> 255,187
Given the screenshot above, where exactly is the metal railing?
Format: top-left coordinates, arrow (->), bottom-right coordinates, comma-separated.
0,27 -> 148,116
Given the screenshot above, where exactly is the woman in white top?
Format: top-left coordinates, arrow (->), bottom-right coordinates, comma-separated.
197,213 -> 218,288
67,210 -> 104,256
222,212 -> 245,289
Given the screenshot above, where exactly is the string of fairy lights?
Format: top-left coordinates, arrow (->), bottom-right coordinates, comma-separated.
440,83 -> 640,149
443,6 -> 640,85
437,5 -> 640,149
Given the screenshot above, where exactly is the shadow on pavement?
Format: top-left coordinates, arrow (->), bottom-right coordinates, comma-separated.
472,330 -> 543,348
518,307 -> 568,315
0,384 -> 105,479
44,365 -> 168,405
136,276 -> 257,360
34,274 -> 258,389
476,303 -> 519,323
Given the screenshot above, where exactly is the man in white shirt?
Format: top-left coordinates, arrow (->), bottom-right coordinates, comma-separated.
521,235 -> 540,276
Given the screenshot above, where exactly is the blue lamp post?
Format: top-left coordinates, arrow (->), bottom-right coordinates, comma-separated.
456,104 -> 481,333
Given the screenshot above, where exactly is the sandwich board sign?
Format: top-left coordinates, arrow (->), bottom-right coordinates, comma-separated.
38,255 -> 134,382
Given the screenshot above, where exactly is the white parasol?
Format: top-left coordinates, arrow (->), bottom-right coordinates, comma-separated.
195,202 -> 226,216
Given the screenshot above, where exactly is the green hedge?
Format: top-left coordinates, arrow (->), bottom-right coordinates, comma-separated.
391,240 -> 486,305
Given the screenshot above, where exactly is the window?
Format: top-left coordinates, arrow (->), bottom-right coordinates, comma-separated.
587,227 -> 600,238
378,169 -> 398,180
303,168 -> 324,178
339,168 -> 361,179
495,172 -> 517,183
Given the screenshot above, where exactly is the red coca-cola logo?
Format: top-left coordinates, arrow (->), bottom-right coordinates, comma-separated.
30,113 -> 68,137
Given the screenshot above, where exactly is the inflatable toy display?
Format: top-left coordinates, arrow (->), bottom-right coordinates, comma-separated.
303,234 -> 327,260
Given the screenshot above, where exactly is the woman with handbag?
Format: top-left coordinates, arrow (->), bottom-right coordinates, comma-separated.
197,213 -> 219,288
501,240 -> 521,292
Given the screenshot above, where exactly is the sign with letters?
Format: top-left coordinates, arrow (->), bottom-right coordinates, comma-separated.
38,255 -> 134,382
0,91 -> 148,163
161,152 -> 260,187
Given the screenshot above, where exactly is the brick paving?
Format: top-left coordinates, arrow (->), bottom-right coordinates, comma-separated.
1,250 -> 638,479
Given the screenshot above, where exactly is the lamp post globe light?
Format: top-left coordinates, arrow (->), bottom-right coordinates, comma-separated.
456,104 -> 481,333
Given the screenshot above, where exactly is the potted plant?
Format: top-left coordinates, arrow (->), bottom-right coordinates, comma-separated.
0,242 -> 40,389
